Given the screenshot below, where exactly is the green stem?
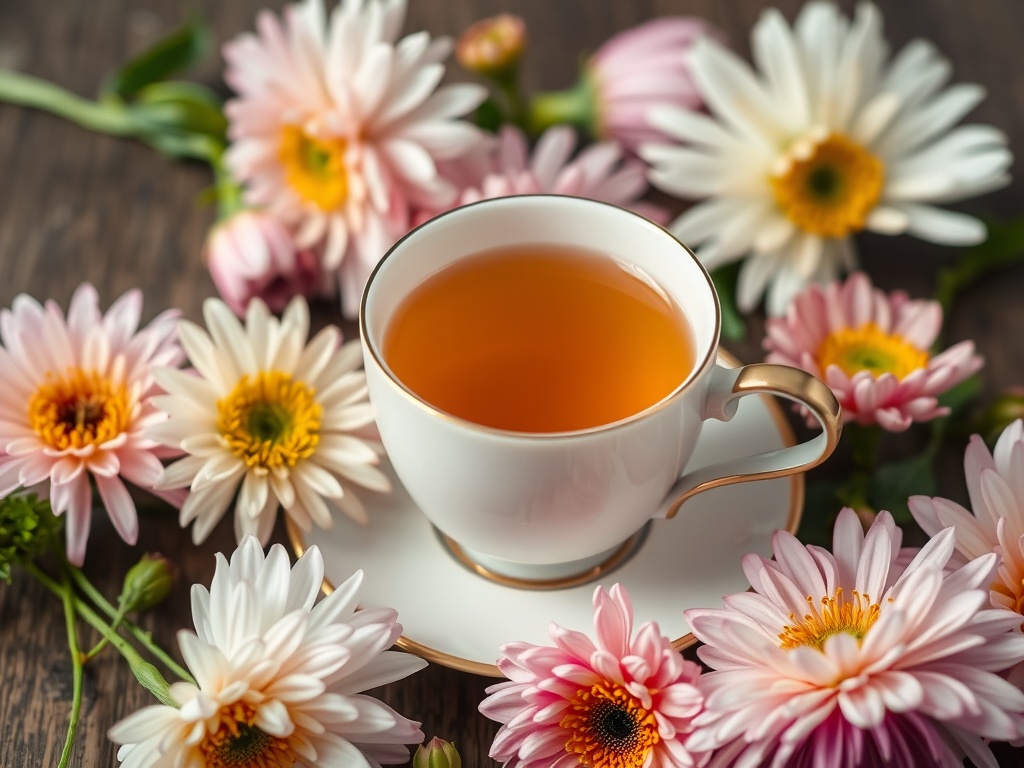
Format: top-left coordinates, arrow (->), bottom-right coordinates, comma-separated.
493,71 -> 527,131
28,563 -> 177,705
211,150 -> 245,222
0,69 -> 135,135
528,76 -> 596,137
67,567 -> 195,685
57,572 -> 84,768
83,604 -> 126,661
837,424 -> 882,511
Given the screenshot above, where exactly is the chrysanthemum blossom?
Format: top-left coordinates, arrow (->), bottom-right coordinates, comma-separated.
205,209 -> 333,317
642,2 -> 1012,314
479,583 -> 709,768
764,272 -> 982,431
150,296 -> 389,545
685,508 -> 1024,768
911,420 -> 1024,671
0,284 -> 183,565
109,536 -> 427,767
415,125 -> 667,226
223,0 -> 487,316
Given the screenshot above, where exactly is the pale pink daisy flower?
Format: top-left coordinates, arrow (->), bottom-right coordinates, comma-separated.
0,284 -> 183,565
415,125 -> 667,226
686,508 -> 1024,768
911,420 -> 1024,673
150,296 -> 389,545
764,272 -> 982,431
479,583 -> 709,768
204,209 -> 334,317
223,0 -> 487,317
109,536 -> 427,767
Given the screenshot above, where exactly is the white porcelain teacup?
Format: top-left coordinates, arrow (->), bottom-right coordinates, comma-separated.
360,195 -> 841,586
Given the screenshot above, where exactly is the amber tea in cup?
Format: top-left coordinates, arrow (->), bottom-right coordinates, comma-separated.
382,243 -> 695,432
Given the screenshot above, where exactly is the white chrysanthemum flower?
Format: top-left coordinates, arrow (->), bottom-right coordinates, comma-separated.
150,297 -> 389,544
642,2 -> 1012,314
223,0 -> 486,315
109,537 -> 427,767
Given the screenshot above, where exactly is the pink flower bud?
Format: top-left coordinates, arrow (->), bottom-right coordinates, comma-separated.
204,211 -> 332,317
456,14 -> 526,78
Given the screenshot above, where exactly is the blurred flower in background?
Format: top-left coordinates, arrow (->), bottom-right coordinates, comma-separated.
222,0 -> 487,316
530,17 -> 714,154
0,285 -> 183,565
764,272 -> 982,431
415,125 -> 667,226
643,2 -> 1012,314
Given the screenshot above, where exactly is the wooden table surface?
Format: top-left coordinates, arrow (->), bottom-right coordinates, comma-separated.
2,0 -> 1024,765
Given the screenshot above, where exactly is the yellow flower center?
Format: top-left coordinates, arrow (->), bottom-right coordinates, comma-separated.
199,702 -> 296,767
817,322 -> 929,379
779,588 -> 884,651
217,371 -> 322,472
279,125 -> 348,211
770,132 -> 884,238
28,368 -> 131,451
560,682 -> 659,768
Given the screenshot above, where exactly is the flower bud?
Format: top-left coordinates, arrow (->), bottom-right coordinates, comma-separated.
120,553 -> 175,613
456,14 -> 526,79
413,737 -> 462,768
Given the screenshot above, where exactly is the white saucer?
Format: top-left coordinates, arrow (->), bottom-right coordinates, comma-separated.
289,362 -> 802,677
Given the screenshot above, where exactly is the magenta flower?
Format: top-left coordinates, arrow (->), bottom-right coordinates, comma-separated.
415,125 -> 667,226
764,272 -> 982,431
0,285 -> 184,564
205,210 -> 332,317
911,419 -> 1024,678
479,583 -> 708,768
686,508 -> 1024,767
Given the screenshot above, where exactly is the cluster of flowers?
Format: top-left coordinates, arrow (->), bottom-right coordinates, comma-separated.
205,0 -> 1010,319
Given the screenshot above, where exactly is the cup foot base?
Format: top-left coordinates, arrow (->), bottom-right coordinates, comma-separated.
438,525 -> 649,591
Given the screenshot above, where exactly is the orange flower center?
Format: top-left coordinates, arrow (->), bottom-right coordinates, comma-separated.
816,322 -> 929,380
279,125 -> 349,211
199,702 -> 295,767
560,682 -> 659,768
28,368 -> 131,451
779,588 -> 884,651
217,371 -> 321,472
770,132 -> 884,238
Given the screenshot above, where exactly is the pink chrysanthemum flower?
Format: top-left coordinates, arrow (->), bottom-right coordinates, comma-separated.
109,536 -> 427,766
223,0 -> 487,316
764,272 -> 982,431
479,583 -> 709,768
0,284 -> 182,565
686,508 -> 1024,768
415,125 -> 667,226
911,420 -> 1024,675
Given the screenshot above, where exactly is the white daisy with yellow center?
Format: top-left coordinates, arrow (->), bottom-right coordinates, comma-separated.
150,296 -> 388,545
641,2 -> 1011,314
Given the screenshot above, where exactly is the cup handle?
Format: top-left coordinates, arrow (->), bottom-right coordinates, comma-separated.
657,363 -> 843,520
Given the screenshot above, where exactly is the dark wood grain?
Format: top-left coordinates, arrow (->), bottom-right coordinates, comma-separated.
1,1 -> 1023,766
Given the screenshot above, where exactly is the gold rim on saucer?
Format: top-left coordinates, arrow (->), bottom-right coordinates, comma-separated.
286,350 -> 804,677
438,524 -> 650,591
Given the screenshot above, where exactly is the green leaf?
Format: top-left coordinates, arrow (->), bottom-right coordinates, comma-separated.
133,81 -> 226,139
711,262 -> 747,341
102,17 -> 211,100
796,479 -> 842,547
473,97 -> 504,133
870,453 -> 937,525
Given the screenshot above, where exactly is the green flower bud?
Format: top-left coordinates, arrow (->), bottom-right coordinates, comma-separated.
0,494 -> 60,582
119,553 -> 175,613
413,737 -> 462,768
